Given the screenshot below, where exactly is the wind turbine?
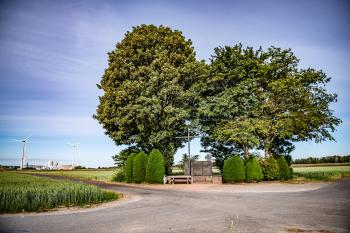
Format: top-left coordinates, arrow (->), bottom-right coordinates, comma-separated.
68,143 -> 78,169
15,136 -> 31,169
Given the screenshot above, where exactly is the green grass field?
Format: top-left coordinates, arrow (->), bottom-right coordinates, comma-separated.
0,172 -> 118,213
292,165 -> 350,181
19,169 -> 116,182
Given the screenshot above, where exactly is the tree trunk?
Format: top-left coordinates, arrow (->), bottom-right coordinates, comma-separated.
264,147 -> 271,158
243,145 -> 249,160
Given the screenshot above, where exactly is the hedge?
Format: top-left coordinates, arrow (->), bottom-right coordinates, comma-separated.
277,156 -> 290,180
260,156 -> 279,180
125,153 -> 137,183
223,156 -> 245,182
146,149 -> 165,184
133,151 -> 148,183
245,157 -> 263,182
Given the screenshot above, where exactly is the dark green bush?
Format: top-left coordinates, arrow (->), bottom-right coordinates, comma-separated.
125,153 -> 137,183
223,156 -> 245,182
289,167 -> 294,179
277,156 -> 290,180
245,157 -> 263,182
133,151 -> 148,183
260,157 -> 279,180
112,169 -> 125,182
146,149 -> 165,184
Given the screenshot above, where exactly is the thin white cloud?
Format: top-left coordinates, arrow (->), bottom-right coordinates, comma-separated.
0,115 -> 102,137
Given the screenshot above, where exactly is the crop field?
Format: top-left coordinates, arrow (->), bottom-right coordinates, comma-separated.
292,165 -> 350,180
0,172 -> 118,213
19,169 -> 116,182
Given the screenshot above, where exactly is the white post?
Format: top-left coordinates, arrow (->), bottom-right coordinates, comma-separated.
72,145 -> 75,170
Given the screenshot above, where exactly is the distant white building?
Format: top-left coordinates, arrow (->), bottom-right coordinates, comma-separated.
47,160 -> 58,169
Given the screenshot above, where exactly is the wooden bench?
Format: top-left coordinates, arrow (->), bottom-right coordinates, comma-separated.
166,175 -> 192,184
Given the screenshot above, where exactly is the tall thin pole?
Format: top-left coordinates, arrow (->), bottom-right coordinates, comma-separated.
21,143 -> 24,169
72,144 -> 76,170
187,126 -> 192,176
22,142 -> 26,168
187,126 -> 190,159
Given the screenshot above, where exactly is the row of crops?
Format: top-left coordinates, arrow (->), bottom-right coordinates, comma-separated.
292,166 -> 350,181
0,172 -> 118,213
20,169 -> 115,182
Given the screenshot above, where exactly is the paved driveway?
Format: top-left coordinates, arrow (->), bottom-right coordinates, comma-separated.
1,178 -> 349,233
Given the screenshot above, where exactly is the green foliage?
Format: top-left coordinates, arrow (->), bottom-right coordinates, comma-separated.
223,156 -> 245,182
216,118 -> 260,160
293,155 -> 350,164
0,172 -> 118,213
277,156 -> 290,180
289,167 -> 294,179
111,169 -> 125,182
245,157 -> 263,182
94,24 -> 205,175
198,44 -> 341,159
125,153 -> 137,183
146,149 -> 165,183
112,147 -> 140,168
260,157 -> 280,180
133,152 -> 148,183
95,26 -> 341,172
201,141 -> 239,173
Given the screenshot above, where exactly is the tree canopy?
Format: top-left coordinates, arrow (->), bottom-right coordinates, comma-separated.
96,25 -> 341,172
198,44 -> 341,162
94,24 -> 204,175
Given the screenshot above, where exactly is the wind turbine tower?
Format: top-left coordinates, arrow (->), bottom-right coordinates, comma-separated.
17,136 -> 30,169
68,143 -> 78,169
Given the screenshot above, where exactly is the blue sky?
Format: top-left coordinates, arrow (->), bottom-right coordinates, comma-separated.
0,0 -> 349,167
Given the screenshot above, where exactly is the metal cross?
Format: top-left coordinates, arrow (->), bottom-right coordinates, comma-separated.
175,122 -> 199,176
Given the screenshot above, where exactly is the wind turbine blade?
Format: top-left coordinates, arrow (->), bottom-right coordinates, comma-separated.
24,135 -> 31,141
10,139 -> 22,142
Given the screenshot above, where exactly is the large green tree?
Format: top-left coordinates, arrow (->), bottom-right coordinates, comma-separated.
197,45 -> 263,164
198,44 -> 341,160
94,25 -> 204,175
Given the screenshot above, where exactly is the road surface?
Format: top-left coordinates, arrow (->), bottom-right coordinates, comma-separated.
1,177 -> 349,233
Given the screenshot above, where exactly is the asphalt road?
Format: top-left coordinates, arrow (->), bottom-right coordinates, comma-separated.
1,177 -> 349,233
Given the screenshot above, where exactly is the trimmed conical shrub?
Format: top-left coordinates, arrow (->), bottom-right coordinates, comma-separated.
223,156 -> 245,182
146,149 -> 165,184
125,153 -> 137,183
245,157 -> 263,182
133,151 -> 148,183
260,156 -> 279,180
277,156 -> 290,180
289,167 -> 294,179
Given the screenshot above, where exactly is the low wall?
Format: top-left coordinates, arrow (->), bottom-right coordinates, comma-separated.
212,175 -> 222,184
193,175 -> 222,184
